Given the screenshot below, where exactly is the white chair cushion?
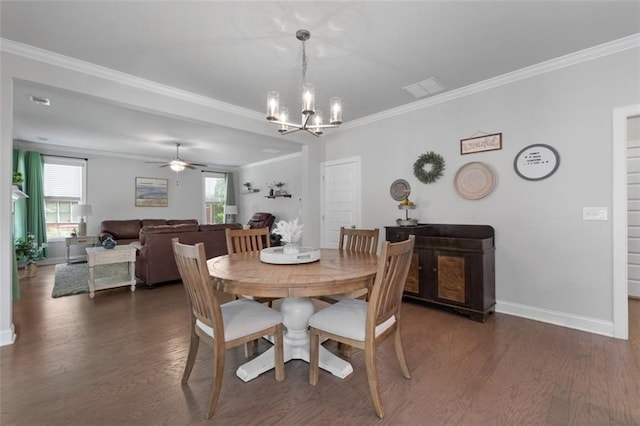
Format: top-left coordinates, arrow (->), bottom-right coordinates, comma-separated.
308,299 -> 396,341
196,298 -> 283,342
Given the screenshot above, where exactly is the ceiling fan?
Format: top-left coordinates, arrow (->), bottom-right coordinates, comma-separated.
146,142 -> 207,172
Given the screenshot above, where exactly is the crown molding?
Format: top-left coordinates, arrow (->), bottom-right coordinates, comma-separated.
0,38 -> 264,121
343,33 -> 640,130
240,151 -> 302,169
3,33 -> 639,132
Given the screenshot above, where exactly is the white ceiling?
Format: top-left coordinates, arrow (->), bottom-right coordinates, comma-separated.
2,1 -> 639,167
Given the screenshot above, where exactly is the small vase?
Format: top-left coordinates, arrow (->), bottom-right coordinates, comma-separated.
283,242 -> 299,255
26,262 -> 37,278
102,237 -> 117,249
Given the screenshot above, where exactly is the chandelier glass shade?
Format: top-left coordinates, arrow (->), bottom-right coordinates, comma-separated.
266,30 -> 342,137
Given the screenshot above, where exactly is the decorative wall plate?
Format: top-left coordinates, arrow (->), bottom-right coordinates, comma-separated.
513,144 -> 560,181
454,162 -> 496,200
390,179 -> 411,201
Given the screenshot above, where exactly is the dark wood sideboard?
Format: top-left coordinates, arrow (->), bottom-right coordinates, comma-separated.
385,224 -> 495,322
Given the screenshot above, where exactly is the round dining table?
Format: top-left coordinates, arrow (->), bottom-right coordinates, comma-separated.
207,248 -> 378,382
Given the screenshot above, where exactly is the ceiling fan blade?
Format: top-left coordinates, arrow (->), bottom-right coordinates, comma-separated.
187,162 -> 208,167
145,161 -> 168,164
159,164 -> 170,168
185,164 -> 198,170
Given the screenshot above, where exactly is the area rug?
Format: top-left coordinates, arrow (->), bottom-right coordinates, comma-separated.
52,262 -> 131,298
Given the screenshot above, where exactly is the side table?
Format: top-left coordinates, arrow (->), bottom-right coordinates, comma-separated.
86,246 -> 137,298
65,235 -> 99,263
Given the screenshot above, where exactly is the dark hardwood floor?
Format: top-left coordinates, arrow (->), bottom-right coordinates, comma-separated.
2,265 -> 639,425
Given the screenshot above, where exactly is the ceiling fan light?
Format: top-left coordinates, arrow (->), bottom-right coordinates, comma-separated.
170,161 -> 185,172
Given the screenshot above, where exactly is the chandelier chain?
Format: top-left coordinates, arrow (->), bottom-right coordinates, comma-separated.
302,39 -> 307,85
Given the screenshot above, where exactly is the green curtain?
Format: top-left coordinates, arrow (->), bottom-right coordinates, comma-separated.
225,172 -> 236,224
12,149 -> 26,240
12,149 -> 26,301
225,172 -> 236,206
23,151 -> 48,258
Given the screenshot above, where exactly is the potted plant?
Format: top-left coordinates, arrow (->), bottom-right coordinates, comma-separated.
15,234 -> 42,277
12,172 -> 24,189
274,182 -> 285,195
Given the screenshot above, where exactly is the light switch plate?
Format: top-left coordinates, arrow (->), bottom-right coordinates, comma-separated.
583,207 -> 608,221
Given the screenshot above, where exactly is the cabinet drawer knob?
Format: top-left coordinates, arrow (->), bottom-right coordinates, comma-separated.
433,268 -> 437,272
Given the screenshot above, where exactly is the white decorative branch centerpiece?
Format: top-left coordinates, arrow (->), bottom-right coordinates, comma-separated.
273,218 -> 303,254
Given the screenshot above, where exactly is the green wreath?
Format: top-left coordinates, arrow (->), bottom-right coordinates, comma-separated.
413,152 -> 445,184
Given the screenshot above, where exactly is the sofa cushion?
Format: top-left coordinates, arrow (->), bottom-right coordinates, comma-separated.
141,219 -> 168,227
168,219 -> 199,226
100,220 -> 142,240
139,223 -> 199,244
199,223 -> 242,232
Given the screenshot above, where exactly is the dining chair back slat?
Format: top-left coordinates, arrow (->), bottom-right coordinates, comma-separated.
226,227 -> 271,254
339,227 -> 379,255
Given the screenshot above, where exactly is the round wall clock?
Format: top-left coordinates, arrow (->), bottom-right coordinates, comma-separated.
513,144 -> 560,181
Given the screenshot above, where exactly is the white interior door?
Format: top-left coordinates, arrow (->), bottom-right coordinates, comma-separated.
627,116 -> 640,298
321,157 -> 361,248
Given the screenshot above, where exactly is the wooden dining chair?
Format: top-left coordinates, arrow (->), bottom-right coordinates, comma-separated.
172,238 -> 285,419
225,227 -> 277,305
308,235 -> 415,419
317,226 -> 379,304
225,227 -> 278,356
225,226 -> 271,254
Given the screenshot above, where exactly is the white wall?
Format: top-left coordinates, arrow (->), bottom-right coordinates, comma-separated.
12,140 -> 226,263
322,48 -> 640,336
237,153 -> 304,231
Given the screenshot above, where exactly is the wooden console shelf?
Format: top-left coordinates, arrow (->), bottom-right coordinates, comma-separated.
385,224 -> 495,322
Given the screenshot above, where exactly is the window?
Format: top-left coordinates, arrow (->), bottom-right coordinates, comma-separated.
203,172 -> 227,224
43,156 -> 87,238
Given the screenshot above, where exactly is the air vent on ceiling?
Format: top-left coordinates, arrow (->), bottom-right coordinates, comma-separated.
29,95 -> 51,106
402,77 -> 445,99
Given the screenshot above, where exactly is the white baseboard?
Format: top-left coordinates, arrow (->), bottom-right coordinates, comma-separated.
0,323 -> 16,346
629,281 -> 640,298
496,300 -> 614,337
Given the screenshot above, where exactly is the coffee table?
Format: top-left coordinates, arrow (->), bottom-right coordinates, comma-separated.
86,246 -> 137,298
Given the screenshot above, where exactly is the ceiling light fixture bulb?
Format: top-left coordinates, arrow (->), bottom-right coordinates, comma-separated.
170,161 -> 185,172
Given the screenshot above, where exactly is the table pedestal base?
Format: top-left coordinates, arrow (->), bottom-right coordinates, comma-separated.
236,297 -> 354,382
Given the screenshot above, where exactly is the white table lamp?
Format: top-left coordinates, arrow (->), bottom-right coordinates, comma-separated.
72,204 -> 93,236
224,205 -> 238,223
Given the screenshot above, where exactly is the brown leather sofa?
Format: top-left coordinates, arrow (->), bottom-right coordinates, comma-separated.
134,222 -> 241,287
99,219 -> 198,244
99,219 -> 241,287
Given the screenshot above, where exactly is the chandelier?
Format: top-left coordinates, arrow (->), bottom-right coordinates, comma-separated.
266,29 -> 343,137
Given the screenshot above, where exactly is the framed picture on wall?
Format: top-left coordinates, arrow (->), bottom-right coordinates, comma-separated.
513,144 -> 560,181
135,177 -> 168,207
460,133 -> 502,155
